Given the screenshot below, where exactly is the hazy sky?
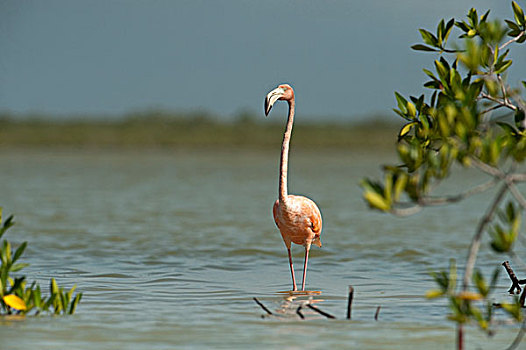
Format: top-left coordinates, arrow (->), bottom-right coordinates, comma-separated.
1,1 -> 525,121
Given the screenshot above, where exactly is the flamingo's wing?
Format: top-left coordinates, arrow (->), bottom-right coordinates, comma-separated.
272,200 -> 280,229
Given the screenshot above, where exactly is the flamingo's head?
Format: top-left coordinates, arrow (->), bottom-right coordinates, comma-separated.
264,84 -> 294,116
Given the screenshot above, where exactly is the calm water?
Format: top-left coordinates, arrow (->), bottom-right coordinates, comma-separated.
0,149 -> 524,349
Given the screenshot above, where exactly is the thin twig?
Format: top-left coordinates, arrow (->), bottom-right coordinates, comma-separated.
509,173 -> 526,182
481,103 -> 507,115
480,92 -> 517,111
462,183 -> 508,290
499,31 -> 526,51
508,183 -> 526,209
306,304 -> 336,319
421,178 -> 500,205
347,286 -> 354,320
497,74 -> 512,105
253,297 -> 273,315
390,178 -> 498,217
470,157 -> 504,178
390,205 -> 423,216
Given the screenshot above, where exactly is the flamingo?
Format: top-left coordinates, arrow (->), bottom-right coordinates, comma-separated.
264,83 -> 323,292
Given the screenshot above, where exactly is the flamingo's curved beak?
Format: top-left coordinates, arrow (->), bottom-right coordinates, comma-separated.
264,87 -> 286,116
312,236 -> 322,248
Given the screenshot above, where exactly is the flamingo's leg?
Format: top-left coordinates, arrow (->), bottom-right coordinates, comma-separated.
287,248 -> 297,291
301,246 -> 310,291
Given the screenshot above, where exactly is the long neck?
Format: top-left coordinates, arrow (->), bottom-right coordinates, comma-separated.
279,99 -> 294,203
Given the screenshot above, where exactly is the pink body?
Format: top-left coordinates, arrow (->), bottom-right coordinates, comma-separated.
273,195 -> 322,249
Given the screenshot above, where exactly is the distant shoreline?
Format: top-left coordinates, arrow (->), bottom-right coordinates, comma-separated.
0,113 -> 401,150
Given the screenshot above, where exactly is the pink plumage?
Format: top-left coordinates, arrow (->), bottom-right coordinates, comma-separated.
265,84 -> 323,291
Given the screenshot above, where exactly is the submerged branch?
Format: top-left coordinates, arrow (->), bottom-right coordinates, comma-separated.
306,304 -> 336,319
296,306 -> 305,319
253,297 -> 273,315
347,286 -> 354,320
374,306 -> 381,321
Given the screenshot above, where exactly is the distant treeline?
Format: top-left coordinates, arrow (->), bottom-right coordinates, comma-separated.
0,110 -> 401,150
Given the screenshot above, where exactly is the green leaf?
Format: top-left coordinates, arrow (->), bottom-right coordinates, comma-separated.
0,215 -> 14,239
399,122 -> 418,140
468,8 -> 479,27
361,178 -> 384,194
473,269 -> 489,297
50,278 -> 59,295
395,92 -> 408,112
8,276 -> 25,295
67,285 -> 77,304
515,109 -> 526,131
363,190 -> 390,211
9,263 -> 30,273
69,293 -> 82,314
33,285 -> 41,309
434,59 -> 449,83
411,44 -> 439,52
505,19 -> 521,33
393,173 -> 408,201
12,242 -> 27,264
426,289 -> 445,299
495,59 -> 513,74
437,19 -> 445,46
480,9 -> 490,23
506,201 -> 516,222
512,1 -> 526,27
419,29 -> 439,47
495,49 -> 510,67
501,297 -> 523,321
407,102 -> 417,118
2,240 -> 11,266
384,173 -> 393,204
424,80 -> 442,89
455,21 -> 471,33
443,18 -> 455,44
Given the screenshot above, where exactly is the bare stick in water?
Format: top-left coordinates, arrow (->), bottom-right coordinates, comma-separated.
296,306 -> 305,319
253,297 -> 273,315
306,304 -> 336,319
502,261 -> 523,294
347,286 -> 354,320
374,306 -> 381,321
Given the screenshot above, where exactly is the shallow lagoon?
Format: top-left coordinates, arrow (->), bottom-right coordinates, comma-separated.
0,149 -> 523,349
